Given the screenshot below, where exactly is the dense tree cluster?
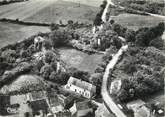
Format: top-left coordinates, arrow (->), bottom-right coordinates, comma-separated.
111,22 -> 164,50
118,0 -> 165,15
114,46 -> 165,102
135,22 -> 164,48
49,29 -> 73,47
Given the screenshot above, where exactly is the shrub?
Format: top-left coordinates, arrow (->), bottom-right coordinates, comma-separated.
49,29 -> 72,47
1,49 -> 17,63
50,23 -> 59,31
40,64 -> 53,80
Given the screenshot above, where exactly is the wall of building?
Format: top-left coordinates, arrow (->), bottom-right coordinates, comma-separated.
67,84 -> 91,98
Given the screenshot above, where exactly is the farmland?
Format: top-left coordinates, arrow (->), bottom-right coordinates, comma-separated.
25,0 -> 99,24
0,0 -> 99,24
111,13 -> 165,31
0,22 -> 49,48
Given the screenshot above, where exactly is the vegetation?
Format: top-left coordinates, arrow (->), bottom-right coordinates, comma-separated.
118,0 -> 165,15
49,29 -> 73,47
113,46 -> 165,102
93,0 -> 107,26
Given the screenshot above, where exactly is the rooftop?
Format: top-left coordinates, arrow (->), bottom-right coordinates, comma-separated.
68,76 -> 96,92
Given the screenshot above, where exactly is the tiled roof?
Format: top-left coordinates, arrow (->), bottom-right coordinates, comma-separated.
68,77 -> 96,92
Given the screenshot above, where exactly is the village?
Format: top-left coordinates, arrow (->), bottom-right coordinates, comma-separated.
0,0 -> 164,117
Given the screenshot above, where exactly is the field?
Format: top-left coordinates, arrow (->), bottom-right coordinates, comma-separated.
0,22 -> 49,48
58,47 -> 103,73
63,0 -> 103,7
0,0 -> 99,24
25,0 -> 99,24
111,13 -> 165,30
0,0 -> 56,20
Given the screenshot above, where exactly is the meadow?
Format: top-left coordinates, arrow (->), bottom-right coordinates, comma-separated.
111,13 -> 165,31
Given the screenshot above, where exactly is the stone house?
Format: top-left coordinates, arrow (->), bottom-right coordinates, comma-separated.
65,77 -> 96,99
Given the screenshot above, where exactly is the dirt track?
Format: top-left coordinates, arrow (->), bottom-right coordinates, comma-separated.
0,0 -> 56,20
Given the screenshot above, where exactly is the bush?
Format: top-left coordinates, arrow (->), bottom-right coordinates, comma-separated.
40,64 -> 53,80
49,29 -> 72,47
50,23 -> 59,31
44,51 -> 58,64
135,22 -> 165,47
1,49 -> 17,63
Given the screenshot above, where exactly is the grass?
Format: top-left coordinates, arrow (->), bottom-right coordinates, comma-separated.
0,22 -> 49,48
111,13 -> 165,31
58,47 -> 103,74
25,0 -> 99,24
62,0 -> 103,7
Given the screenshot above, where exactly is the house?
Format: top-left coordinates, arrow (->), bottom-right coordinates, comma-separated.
127,99 -> 150,117
70,100 -> 95,117
65,77 -> 96,98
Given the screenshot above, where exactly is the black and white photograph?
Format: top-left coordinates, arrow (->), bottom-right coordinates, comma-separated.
0,0 -> 164,117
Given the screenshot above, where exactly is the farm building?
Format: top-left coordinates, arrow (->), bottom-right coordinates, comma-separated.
65,76 -> 96,98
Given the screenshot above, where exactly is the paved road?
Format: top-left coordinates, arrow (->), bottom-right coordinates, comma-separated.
0,0 -> 56,20
101,45 -> 128,117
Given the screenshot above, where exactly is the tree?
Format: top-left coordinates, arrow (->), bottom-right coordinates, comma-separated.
135,23 -> 165,47
93,13 -> 102,26
50,23 -> 59,31
68,67 -> 90,82
40,64 -> 53,80
42,40 -> 52,50
117,89 -> 130,102
100,0 -> 107,9
49,71 -> 70,85
49,29 -> 72,47
149,37 -> 164,50
125,29 -> 136,42
44,51 -> 58,64
1,49 -> 17,63
89,73 -> 102,86
20,49 -> 29,58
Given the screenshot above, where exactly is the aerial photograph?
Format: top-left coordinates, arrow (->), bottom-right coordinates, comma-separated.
0,0 -> 164,117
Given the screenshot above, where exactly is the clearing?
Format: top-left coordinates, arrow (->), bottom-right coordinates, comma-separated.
58,47 -> 103,73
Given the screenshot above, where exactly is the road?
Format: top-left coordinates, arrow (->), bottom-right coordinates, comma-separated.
101,45 -> 128,117
0,0 -> 56,20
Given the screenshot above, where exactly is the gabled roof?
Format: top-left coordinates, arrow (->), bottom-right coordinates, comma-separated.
67,77 -> 96,92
